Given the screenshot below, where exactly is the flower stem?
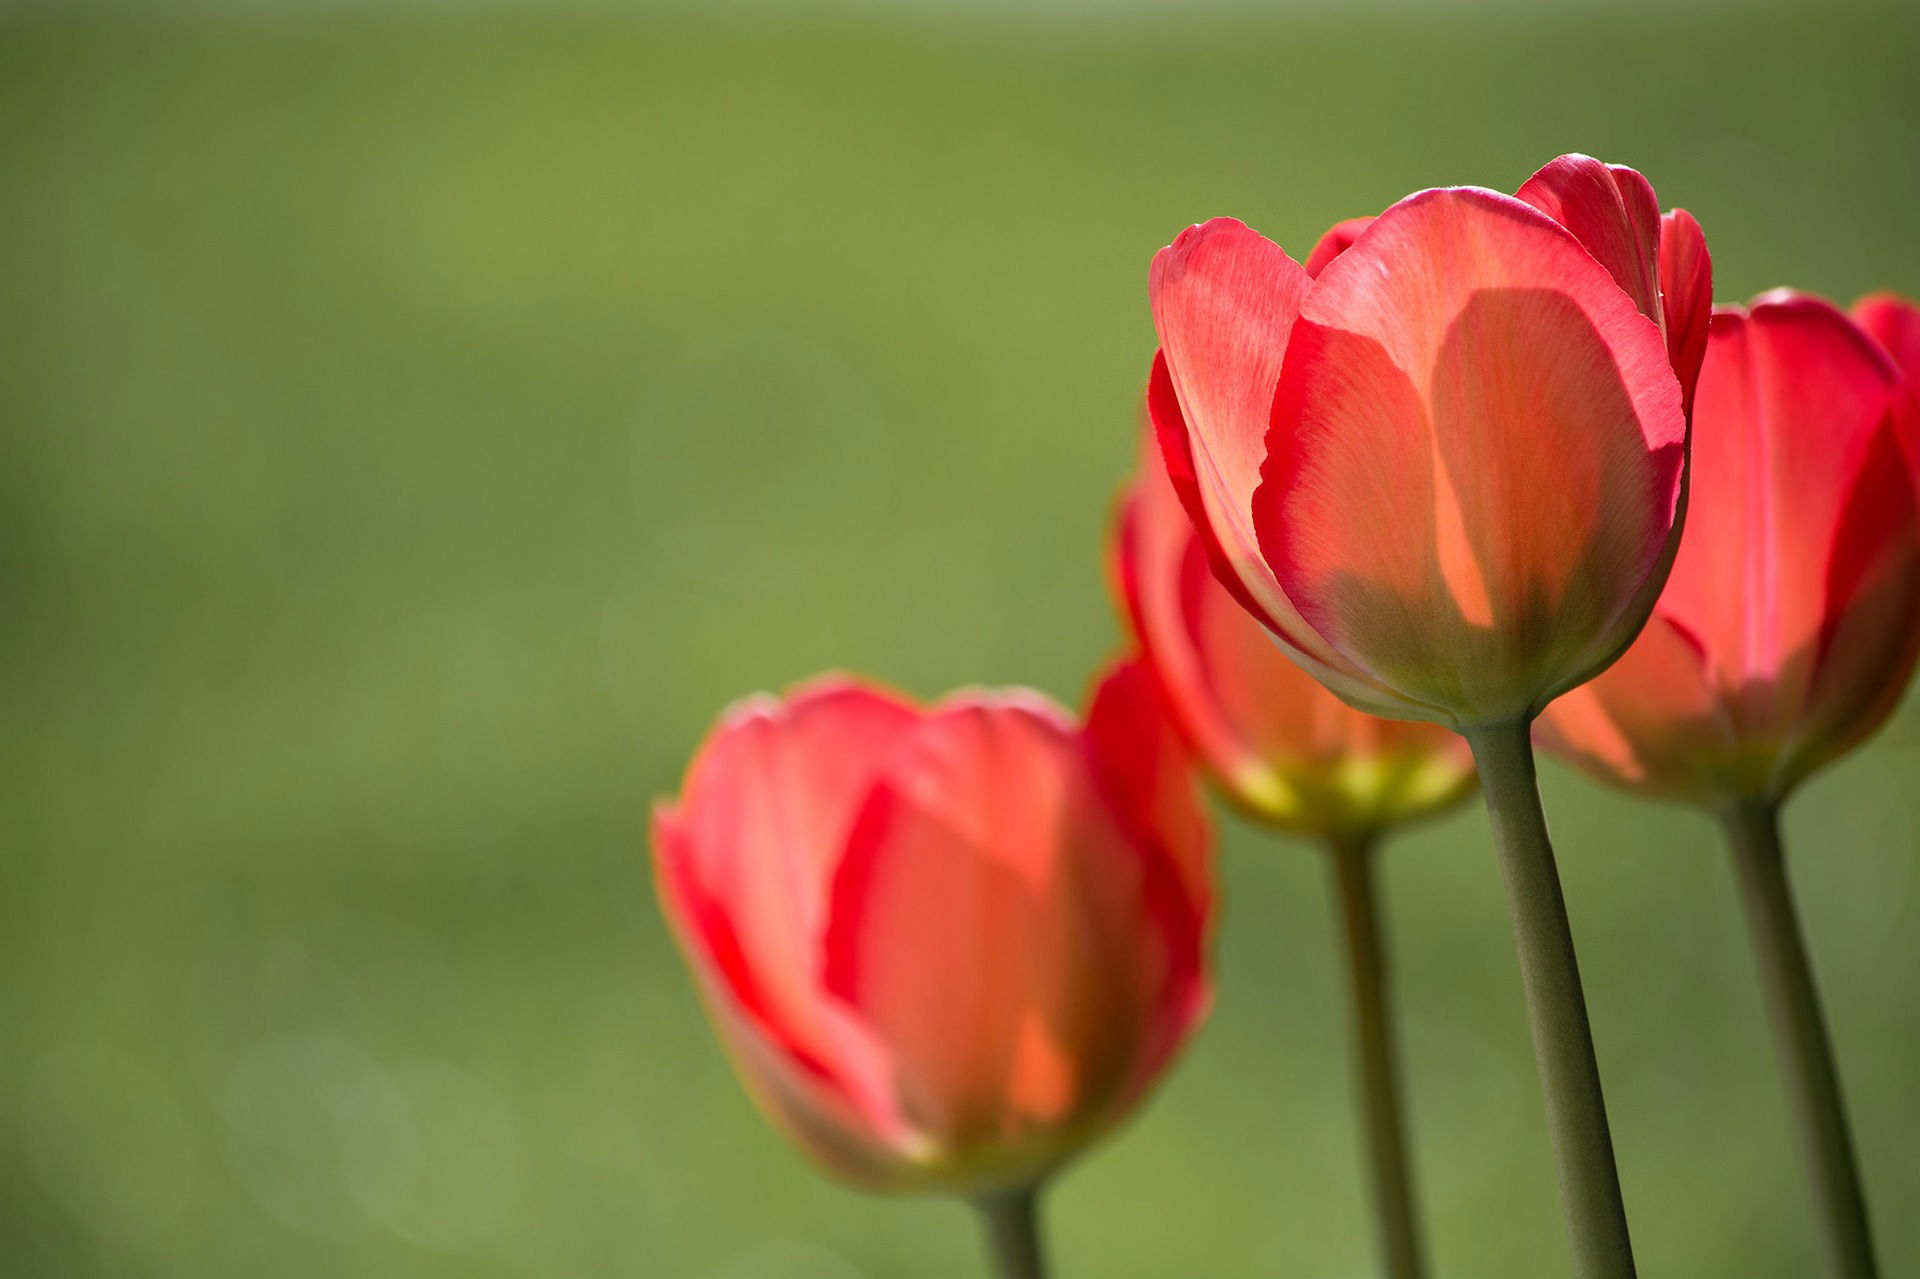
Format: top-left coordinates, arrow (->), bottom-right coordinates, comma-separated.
1465,719 -> 1635,1279
1721,801 -> 1877,1278
1327,833 -> 1427,1279
973,1186 -> 1048,1279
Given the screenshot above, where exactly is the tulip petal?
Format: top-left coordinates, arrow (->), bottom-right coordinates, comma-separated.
822,695 -> 1181,1161
1149,220 -> 1332,660
1256,187 -> 1685,724
1080,655 -> 1211,911
1853,291 -> 1920,380
1795,420 -> 1920,785
1304,216 -> 1376,277
1662,296 -> 1904,747
1079,658 -> 1213,1089
654,679 -> 916,1104
1146,352 -> 1295,643
1517,155 -> 1663,324
1147,353 -> 1408,715
1659,209 -> 1713,414
1116,451 -> 1331,807
1536,614 -> 1733,800
1149,217 -> 1310,551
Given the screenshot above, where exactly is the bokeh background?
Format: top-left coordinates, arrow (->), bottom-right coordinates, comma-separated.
5,1 -> 1918,1275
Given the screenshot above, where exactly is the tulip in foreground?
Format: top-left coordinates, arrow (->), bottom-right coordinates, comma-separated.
1115,430 -> 1474,1277
1541,290 -> 1920,1278
653,666 -> 1211,1278
1148,153 -> 1711,1277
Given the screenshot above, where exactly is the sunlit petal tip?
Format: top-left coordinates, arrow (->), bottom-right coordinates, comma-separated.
1851,290 -> 1920,378
929,684 -> 1075,732
1303,215 -> 1377,277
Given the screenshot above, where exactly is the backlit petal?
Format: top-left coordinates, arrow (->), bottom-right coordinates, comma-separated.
1304,216 -> 1376,277
1255,187 -> 1685,725
1517,154 -> 1663,324
821,695 -> 1185,1174
1659,209 -> 1713,414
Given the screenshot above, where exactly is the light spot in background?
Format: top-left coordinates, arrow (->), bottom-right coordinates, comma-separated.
711,1241 -> 866,1279
23,1042 -> 198,1244
347,1059 -> 521,1250
221,1035 -> 410,1241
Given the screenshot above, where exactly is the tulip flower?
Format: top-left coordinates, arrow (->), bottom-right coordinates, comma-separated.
652,666 -> 1211,1279
1540,290 -> 1920,1278
1115,430 -> 1475,1278
1148,153 -> 1711,1277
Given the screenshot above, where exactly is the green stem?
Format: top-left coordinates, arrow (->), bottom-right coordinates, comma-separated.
1328,833 -> 1427,1279
1465,720 -> 1635,1279
1721,801 -> 1878,1278
973,1186 -> 1048,1279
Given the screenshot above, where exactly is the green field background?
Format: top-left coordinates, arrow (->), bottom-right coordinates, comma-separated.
4,3 -> 1918,1276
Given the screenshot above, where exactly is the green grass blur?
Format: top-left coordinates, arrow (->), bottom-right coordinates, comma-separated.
3,4 -> 1918,1276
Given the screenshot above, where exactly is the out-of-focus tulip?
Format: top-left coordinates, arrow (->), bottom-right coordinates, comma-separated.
1539,291 -> 1920,805
652,666 -> 1211,1198
1148,153 -> 1710,729
1114,427 -> 1477,838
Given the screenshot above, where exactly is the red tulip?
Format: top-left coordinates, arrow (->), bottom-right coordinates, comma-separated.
652,667 -> 1211,1196
1148,154 -> 1710,729
1115,428 -> 1476,838
1539,290 -> 1920,803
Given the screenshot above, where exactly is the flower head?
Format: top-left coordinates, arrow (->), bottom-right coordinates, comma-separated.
1149,154 -> 1710,729
652,666 -> 1211,1194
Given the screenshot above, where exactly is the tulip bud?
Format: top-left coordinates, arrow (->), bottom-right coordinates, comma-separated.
652,669 -> 1211,1196
1114,427 -> 1476,838
1147,154 -> 1710,730
1539,291 -> 1920,804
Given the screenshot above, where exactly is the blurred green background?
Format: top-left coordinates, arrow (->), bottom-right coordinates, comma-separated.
4,2 -> 1918,1276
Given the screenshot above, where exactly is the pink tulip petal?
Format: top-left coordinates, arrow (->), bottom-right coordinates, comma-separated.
1659,209 -> 1713,415
1662,296 -> 1904,745
1080,655 -> 1211,911
1304,216 -> 1376,277
1148,218 -> 1311,570
1853,291 -> 1920,380
654,679 -> 917,1114
822,695 -> 1184,1158
1536,613 -> 1733,800
1517,154 -> 1663,324
1795,383 -> 1920,786
1147,352 -> 1407,714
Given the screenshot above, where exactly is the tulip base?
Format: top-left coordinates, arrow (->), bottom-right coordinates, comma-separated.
1721,802 -> 1878,1278
1465,720 -> 1635,1279
973,1186 -> 1048,1279
1328,834 -> 1427,1279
